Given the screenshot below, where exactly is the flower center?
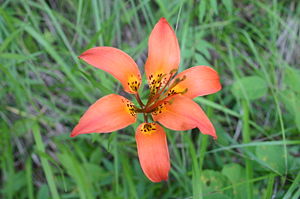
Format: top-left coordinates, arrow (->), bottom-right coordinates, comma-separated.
168,85 -> 188,96
140,123 -> 157,135
151,102 -> 167,115
122,99 -> 137,117
127,75 -> 141,92
148,72 -> 168,95
142,70 -> 186,114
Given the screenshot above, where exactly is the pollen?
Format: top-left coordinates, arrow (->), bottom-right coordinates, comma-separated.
148,72 -> 167,95
168,89 -> 178,96
122,99 -> 137,117
127,74 -> 141,92
168,85 -> 188,96
140,123 -> 157,135
151,102 -> 168,115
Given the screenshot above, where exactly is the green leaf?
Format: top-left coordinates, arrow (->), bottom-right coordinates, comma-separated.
280,91 -> 300,131
295,108 -> 300,131
222,163 -> 247,199
255,145 -> 286,174
284,66 -> 300,93
210,0 -> 218,15
204,193 -> 231,199
198,0 -> 206,22
37,185 -> 50,199
222,0 -> 233,14
201,170 -> 232,198
195,53 -> 210,66
232,76 -> 268,100
195,39 -> 213,58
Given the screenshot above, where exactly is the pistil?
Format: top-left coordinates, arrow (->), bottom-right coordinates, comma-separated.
134,70 -> 187,123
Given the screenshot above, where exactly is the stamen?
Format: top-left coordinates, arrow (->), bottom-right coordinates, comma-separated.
169,68 -> 178,75
151,102 -> 168,115
145,94 -> 174,113
168,87 -> 188,96
164,75 -> 187,97
168,75 -> 186,90
147,69 -> 177,102
144,69 -> 177,112
148,72 -> 167,95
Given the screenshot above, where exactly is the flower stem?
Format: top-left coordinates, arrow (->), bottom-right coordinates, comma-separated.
135,93 -> 144,108
143,113 -> 149,123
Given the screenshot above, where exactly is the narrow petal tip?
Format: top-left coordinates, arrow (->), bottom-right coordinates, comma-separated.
159,17 -> 167,22
70,129 -> 78,137
78,50 -> 90,59
70,133 -> 76,138
70,124 -> 83,137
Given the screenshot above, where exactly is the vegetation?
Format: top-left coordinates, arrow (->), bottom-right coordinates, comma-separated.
1,0 -> 299,198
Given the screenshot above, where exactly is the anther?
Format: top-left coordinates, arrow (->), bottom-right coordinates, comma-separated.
169,68 -> 178,75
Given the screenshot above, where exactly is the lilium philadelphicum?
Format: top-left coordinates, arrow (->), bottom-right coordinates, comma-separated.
71,18 -> 221,182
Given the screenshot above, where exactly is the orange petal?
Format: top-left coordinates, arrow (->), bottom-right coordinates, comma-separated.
71,94 -> 136,137
135,123 -> 170,182
169,66 -> 221,98
152,95 -> 217,138
145,18 -> 180,94
79,47 -> 142,94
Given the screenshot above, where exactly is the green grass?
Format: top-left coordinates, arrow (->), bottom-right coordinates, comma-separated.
1,0 -> 300,198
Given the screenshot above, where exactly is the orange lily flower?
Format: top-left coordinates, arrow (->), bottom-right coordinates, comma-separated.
71,18 -> 221,182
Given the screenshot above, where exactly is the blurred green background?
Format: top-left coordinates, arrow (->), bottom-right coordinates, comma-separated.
1,0 -> 300,198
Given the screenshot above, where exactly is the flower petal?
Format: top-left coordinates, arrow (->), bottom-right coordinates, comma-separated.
145,18 -> 180,94
79,47 -> 142,94
152,95 -> 217,138
135,123 -> 170,182
71,94 -> 137,137
169,66 -> 221,98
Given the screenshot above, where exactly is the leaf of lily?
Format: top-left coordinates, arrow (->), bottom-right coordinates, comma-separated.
170,66 -> 221,98
79,47 -> 142,94
152,95 -> 217,139
135,123 -> 170,182
71,94 -> 136,137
